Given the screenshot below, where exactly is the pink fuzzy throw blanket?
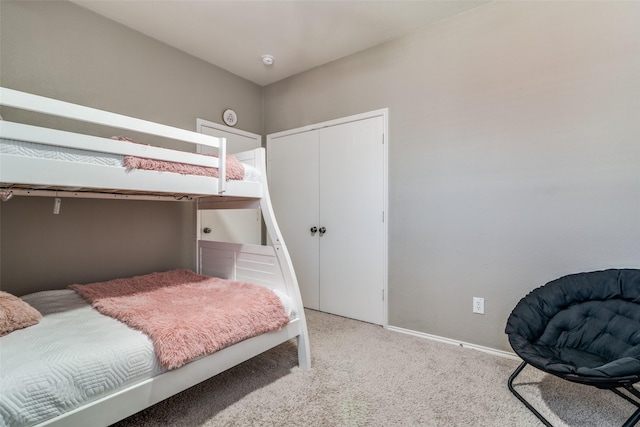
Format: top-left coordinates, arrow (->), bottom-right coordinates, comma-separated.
112,136 -> 245,180
69,270 -> 290,369
124,154 -> 245,180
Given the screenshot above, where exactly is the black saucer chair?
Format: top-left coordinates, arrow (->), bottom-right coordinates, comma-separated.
505,269 -> 640,426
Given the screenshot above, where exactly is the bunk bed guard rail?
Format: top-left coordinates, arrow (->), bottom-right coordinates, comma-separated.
0,87 -> 228,194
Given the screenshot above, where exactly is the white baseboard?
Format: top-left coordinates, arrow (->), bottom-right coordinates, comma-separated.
386,325 -> 520,361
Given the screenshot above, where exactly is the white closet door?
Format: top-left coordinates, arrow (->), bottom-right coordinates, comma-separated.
318,116 -> 385,325
268,131 -> 321,310
268,112 -> 387,325
197,120 -> 261,244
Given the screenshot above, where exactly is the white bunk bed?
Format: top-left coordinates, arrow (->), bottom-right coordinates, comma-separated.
0,88 -> 311,427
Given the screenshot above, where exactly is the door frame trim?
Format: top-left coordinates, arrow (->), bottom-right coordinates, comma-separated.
196,118 -> 264,144
195,118 -> 262,244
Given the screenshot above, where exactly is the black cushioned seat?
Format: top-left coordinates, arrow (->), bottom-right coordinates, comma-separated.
505,269 -> 640,426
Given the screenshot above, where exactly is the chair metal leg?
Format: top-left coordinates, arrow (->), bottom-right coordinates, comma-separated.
625,385 -> 640,403
509,362 -> 640,427
622,409 -> 640,427
611,387 -> 640,409
508,361 -> 553,427
619,385 -> 640,427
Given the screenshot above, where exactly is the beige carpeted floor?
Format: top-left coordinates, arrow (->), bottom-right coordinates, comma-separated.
113,309 -> 638,426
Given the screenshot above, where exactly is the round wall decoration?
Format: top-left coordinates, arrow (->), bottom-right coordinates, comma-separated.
222,109 -> 238,127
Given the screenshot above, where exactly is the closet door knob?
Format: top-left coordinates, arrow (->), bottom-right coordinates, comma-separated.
203,227 -> 212,234
319,227 -> 326,235
310,226 -> 318,233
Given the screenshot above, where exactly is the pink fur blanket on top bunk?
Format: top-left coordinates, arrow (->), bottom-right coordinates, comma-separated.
112,136 -> 246,180
69,269 -> 290,369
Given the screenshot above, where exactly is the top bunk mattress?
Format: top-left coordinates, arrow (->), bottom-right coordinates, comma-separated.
0,137 -> 264,199
0,88 -> 264,200
0,138 -> 261,182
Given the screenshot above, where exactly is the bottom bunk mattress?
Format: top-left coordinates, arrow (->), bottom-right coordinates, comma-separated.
0,271 -> 294,427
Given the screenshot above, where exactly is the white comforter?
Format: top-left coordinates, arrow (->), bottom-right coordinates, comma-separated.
0,287 -> 293,427
0,290 -> 163,427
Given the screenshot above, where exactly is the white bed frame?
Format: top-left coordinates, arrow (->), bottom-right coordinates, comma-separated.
0,87 -> 311,427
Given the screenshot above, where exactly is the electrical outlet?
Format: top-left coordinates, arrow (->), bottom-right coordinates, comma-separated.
473,297 -> 485,315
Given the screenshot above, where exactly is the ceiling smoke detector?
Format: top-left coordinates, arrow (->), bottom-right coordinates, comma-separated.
261,55 -> 275,66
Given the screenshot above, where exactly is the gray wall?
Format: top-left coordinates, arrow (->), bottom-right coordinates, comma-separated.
263,1 -> 640,351
0,1 -> 262,295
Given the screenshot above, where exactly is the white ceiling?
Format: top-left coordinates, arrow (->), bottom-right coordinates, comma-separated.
72,1 -> 487,87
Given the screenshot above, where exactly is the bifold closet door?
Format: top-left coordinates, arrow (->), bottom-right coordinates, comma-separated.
268,131 -> 321,310
268,115 -> 385,325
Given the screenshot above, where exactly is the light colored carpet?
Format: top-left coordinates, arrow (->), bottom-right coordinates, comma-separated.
113,309 -> 638,426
